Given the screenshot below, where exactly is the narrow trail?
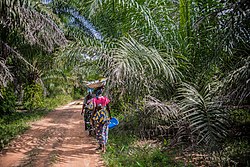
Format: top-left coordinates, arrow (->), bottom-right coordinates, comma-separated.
0,100 -> 105,167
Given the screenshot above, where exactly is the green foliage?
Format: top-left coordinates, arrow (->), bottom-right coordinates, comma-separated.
230,109 -> 250,125
176,82 -> 228,147
71,87 -> 83,100
212,140 -> 250,167
0,86 -> 16,115
83,0 -> 170,44
103,131 -> 187,167
43,94 -> 73,110
186,0 -> 250,83
23,84 -> 44,111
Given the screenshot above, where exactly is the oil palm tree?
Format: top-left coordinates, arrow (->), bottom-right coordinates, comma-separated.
53,0 -> 181,92
0,0 -> 67,51
0,0 -> 67,96
176,82 -> 228,147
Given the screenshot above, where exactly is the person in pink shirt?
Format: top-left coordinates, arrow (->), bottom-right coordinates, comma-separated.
92,95 -> 110,107
91,87 -> 111,153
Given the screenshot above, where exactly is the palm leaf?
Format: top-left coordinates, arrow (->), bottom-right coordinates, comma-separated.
176,82 -> 228,147
85,0 -> 165,42
0,59 -> 13,94
1,0 -> 67,52
222,56 -> 250,106
102,36 -> 181,97
145,95 -> 180,124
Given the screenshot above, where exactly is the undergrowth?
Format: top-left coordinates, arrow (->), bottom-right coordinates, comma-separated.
103,130 -> 189,167
43,94 -> 73,110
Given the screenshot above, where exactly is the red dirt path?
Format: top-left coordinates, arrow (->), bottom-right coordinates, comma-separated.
0,100 -> 105,167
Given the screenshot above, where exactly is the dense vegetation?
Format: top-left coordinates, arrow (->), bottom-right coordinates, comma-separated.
1,0 -> 249,166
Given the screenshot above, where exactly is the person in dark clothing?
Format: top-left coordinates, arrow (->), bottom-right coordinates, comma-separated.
81,89 -> 95,135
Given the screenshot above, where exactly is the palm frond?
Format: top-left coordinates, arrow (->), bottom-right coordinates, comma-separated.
145,95 -> 180,124
1,41 -> 33,67
0,41 -> 35,94
1,0 -> 67,52
0,59 -> 13,90
85,0 -> 165,41
55,37 -> 105,69
102,36 -> 180,96
19,6 -> 67,51
222,56 -> 250,106
176,82 -> 228,147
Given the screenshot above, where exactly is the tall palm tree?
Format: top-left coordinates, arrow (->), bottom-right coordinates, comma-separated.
43,0 -> 181,101
0,0 -> 67,96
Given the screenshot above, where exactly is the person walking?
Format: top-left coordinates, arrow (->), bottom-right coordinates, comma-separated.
81,88 -> 95,134
90,87 -> 111,153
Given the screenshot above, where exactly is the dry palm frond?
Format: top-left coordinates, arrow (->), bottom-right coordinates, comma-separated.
145,95 -> 179,124
127,95 -> 180,139
1,41 -> 33,67
0,59 -> 13,91
0,41 -> 34,96
222,56 -> 250,106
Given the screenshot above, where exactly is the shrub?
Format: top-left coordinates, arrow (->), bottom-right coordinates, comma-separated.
0,86 -> 16,115
43,94 -> 73,110
211,140 -> 250,166
23,84 -> 44,111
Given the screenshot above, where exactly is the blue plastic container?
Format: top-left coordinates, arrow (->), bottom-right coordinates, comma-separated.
108,117 -> 119,129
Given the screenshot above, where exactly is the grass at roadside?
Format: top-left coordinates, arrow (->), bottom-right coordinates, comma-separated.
0,94 -> 73,150
43,94 -> 73,110
103,130 -> 188,167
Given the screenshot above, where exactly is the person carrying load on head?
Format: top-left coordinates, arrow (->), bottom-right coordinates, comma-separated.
90,87 -> 111,153
81,88 -> 95,135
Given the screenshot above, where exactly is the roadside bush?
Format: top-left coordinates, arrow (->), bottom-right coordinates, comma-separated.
23,84 -> 44,111
71,87 -> 83,100
211,140 -> 250,166
43,94 -> 73,110
0,86 -> 16,115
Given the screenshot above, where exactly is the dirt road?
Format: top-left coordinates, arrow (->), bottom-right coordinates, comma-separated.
0,100 -> 105,167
